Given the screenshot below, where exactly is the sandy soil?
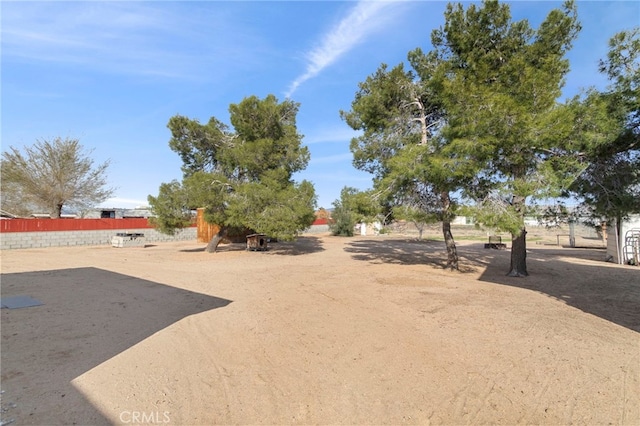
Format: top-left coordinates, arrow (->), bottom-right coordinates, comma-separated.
1,234 -> 639,425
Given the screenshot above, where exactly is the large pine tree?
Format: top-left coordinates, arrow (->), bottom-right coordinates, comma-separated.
431,0 -> 581,276
149,95 -> 316,252
341,60 -> 465,270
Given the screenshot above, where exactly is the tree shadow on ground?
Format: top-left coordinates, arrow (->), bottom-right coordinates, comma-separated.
179,243 -> 246,253
265,236 -> 324,256
180,246 -> 207,252
179,237 -> 324,256
345,238 -> 640,332
474,245 -> 640,333
0,268 -> 232,425
344,238 -> 489,272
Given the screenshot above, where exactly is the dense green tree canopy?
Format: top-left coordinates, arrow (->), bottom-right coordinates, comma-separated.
149,95 -> 316,252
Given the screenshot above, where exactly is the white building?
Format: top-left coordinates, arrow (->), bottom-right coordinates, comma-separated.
358,222 -> 382,236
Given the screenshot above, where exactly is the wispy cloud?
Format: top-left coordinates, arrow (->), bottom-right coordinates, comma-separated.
3,3 -> 169,74
285,0 -> 402,98
1,2 -> 265,80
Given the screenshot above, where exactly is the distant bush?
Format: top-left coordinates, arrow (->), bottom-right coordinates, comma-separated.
329,205 -> 355,237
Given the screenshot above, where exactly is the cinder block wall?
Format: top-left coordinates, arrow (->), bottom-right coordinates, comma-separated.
304,224 -> 330,234
0,228 -> 196,250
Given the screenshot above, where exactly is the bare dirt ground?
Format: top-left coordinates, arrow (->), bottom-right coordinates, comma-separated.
1,233 -> 639,425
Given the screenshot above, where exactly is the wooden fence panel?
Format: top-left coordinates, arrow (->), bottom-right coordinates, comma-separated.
196,209 -> 220,243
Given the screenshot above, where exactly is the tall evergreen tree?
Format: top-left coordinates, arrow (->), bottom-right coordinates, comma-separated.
431,0 -> 581,276
341,60 -> 466,270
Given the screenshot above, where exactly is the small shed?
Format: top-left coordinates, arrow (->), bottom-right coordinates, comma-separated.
246,234 -> 268,251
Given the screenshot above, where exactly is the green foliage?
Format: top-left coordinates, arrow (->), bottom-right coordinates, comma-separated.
340,60 -> 460,227
572,151 -> 640,221
462,194 -> 528,235
393,204 -> 438,227
167,115 -> 232,177
328,187 -> 380,237
568,29 -> 640,222
329,203 -> 355,237
432,0 -> 582,199
341,63 -> 421,178
227,95 -> 310,180
149,95 -> 316,247
340,24 -> 466,269
1,137 -> 114,217
342,187 -> 381,223
433,4 -> 579,191
599,28 -> 640,136
147,181 -> 193,235
393,203 -> 438,239
422,0 -> 584,275
228,178 -> 316,241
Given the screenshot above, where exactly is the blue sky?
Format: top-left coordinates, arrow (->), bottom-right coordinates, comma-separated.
2,1 -> 639,210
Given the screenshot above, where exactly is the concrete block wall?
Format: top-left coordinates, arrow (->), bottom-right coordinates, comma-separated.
304,224 -> 330,234
0,227 -> 196,250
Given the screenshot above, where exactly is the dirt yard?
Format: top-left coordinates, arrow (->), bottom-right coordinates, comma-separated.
1,234 -> 639,425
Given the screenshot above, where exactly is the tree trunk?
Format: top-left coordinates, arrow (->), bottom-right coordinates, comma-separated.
508,228 -> 528,276
614,217 -> 622,265
507,194 -> 528,277
51,203 -> 63,218
442,219 -> 459,270
507,196 -> 527,276
440,191 -> 459,271
205,226 -> 228,253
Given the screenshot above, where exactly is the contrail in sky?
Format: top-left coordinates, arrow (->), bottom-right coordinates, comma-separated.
285,1 -> 400,98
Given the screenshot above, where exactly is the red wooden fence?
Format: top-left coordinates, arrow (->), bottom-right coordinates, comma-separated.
0,218 -> 195,233
1,217 -> 325,234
